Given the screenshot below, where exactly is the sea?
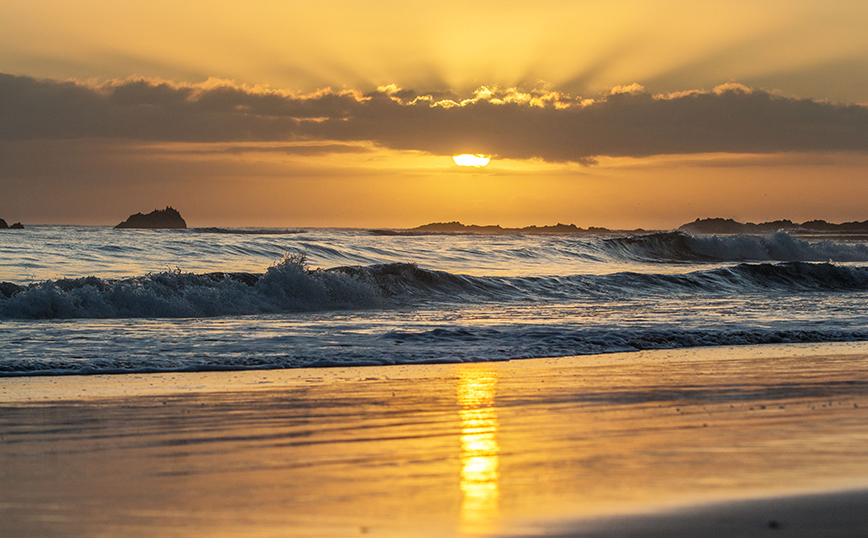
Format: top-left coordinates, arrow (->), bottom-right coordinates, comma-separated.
3,225 -> 868,376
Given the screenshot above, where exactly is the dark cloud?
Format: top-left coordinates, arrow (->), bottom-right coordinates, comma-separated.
178,144 -> 373,156
2,73 -> 867,162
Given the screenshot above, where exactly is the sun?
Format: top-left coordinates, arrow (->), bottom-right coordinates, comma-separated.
453,154 -> 491,167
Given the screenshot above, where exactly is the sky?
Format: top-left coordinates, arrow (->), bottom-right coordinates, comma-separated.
2,0 -> 868,228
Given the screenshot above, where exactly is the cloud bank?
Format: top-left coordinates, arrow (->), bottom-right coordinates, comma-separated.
2,73 -> 867,163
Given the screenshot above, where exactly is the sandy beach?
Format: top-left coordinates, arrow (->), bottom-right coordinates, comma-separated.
2,342 -> 868,537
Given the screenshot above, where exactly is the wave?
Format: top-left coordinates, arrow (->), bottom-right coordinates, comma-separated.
4,252 -> 868,319
604,231 -> 868,263
3,325 -> 867,377
0,254 -> 385,319
382,326 -> 868,359
599,262 -> 868,295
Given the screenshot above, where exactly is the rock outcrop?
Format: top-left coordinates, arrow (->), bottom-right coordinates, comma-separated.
115,207 -> 187,229
679,217 -> 868,234
407,221 -> 605,234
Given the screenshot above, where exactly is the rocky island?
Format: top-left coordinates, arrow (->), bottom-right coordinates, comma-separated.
679,217 -> 868,234
371,221 -> 614,235
0,219 -> 24,229
115,207 -> 187,229
371,217 -> 868,237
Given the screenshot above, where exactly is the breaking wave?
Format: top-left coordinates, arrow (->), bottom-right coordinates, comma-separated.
604,231 -> 868,263
3,253 -> 868,320
0,254 -> 384,319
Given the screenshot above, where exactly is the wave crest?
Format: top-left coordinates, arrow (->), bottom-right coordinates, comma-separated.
5,255 -> 868,320
604,231 -> 868,262
0,254 -> 384,319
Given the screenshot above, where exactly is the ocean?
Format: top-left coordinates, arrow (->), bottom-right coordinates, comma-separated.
3,225 -> 868,376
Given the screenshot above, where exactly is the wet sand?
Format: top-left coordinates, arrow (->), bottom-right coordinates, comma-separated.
527,488 -> 868,537
2,342 -> 868,537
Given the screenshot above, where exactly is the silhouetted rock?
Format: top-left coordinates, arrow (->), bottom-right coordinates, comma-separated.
800,219 -> 836,231
9,222 -> 24,229
680,217 -> 868,234
800,219 -> 868,232
115,207 -> 187,229
521,223 -> 583,233
679,218 -> 797,234
679,218 -> 749,234
0,218 -> 7,229
413,221 -> 504,233
407,221 -> 604,234
757,219 -> 797,232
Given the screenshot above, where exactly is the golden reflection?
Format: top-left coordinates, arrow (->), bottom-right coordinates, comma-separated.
458,366 -> 500,531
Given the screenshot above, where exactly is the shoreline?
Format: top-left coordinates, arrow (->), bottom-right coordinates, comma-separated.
3,341 -> 868,537
4,340 -> 868,400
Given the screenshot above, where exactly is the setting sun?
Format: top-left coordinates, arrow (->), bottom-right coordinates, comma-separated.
453,154 -> 491,167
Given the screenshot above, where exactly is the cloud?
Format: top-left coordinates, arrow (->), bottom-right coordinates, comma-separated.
166,143 -> 374,157
2,73 -> 867,163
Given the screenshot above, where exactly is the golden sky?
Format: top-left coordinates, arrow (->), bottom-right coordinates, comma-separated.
2,0 -> 868,228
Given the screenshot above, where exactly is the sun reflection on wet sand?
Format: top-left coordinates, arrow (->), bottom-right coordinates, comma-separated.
458,366 -> 500,533
5,347 -> 868,537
